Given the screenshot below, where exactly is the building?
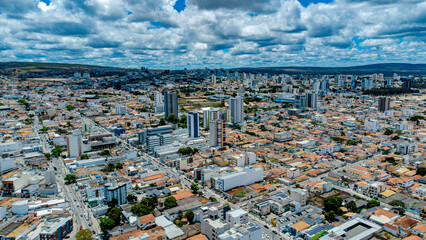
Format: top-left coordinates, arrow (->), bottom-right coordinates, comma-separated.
378,96 -> 390,112
66,134 -> 82,158
202,107 -> 221,129
274,132 -> 292,142
39,216 -> 73,240
322,217 -> 382,240
306,92 -> 318,109
164,90 -> 178,119
209,119 -> 225,147
45,170 -> 56,185
295,94 -> 306,110
0,157 -> 15,173
187,111 -> 200,138
229,96 -> 244,125
213,167 -> 263,192
201,218 -> 230,240
290,188 -> 308,205
115,104 -> 127,115
397,142 -> 418,154
104,181 -> 127,205
154,91 -> 164,113
211,74 -> 217,85
218,222 -> 262,240
139,125 -> 174,153
226,209 -> 248,227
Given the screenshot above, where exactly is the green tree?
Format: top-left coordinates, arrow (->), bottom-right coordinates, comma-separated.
40,127 -> 49,132
325,211 -> 336,222
64,174 -> 77,183
100,217 -> 115,233
159,118 -> 167,126
389,200 -> 405,208
99,150 -> 110,156
416,167 -> 426,176
384,129 -> 394,135
51,146 -> 63,157
167,113 -> 179,123
44,153 -> 51,160
107,207 -> 122,226
107,198 -> 118,207
164,196 -> 177,209
367,199 -> 380,208
185,210 -> 195,224
324,196 -> 343,213
66,105 -> 75,111
190,183 -> 199,193
76,229 -> 92,240
346,201 -> 357,213
80,154 -> 89,160
115,162 -> 123,169
127,194 -> 137,203
209,196 -> 217,202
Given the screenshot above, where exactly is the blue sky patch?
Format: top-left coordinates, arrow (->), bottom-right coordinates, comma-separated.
173,0 -> 186,13
298,0 -> 333,8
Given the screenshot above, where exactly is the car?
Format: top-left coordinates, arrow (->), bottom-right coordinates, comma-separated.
272,230 -> 278,234
264,225 -> 269,229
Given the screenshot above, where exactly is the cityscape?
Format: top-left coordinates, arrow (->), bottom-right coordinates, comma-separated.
0,1 -> 425,240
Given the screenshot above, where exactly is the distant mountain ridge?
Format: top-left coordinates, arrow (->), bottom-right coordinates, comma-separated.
233,63 -> 426,76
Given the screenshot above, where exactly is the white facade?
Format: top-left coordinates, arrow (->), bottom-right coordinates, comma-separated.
44,170 -> 56,185
12,200 -> 28,215
213,167 -> 263,192
218,222 -> 262,240
290,188 -> 308,205
115,104 -> 127,115
0,142 -> 19,153
0,157 -> 15,172
209,119 -> 225,147
229,96 -> 244,125
226,209 -> 248,227
66,134 -> 82,158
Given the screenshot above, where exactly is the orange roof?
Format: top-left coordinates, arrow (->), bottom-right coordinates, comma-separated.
143,173 -> 165,181
138,214 -> 155,225
402,236 -> 422,240
110,229 -> 143,240
188,234 -> 209,240
172,191 -> 194,201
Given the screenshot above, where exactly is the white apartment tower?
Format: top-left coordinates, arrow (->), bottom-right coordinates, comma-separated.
229,96 -> 244,125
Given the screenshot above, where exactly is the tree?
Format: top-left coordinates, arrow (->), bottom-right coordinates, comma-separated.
131,197 -> 157,216
127,194 -> 137,203
51,146 -> 63,157
80,154 -> 89,160
99,150 -> 110,156
346,201 -> 357,213
209,196 -> 217,202
76,229 -> 92,240
190,183 -> 199,193
416,167 -> 426,176
384,129 -> 394,135
44,153 -> 51,160
107,207 -> 122,226
100,217 -> 115,233
167,113 -> 179,123
107,198 -> 118,207
185,210 -> 195,224
66,105 -> 75,111
325,211 -> 336,222
115,162 -> 123,169
64,174 -> 77,183
159,118 -> 167,126
164,196 -> 177,209
389,200 -> 405,208
367,199 -> 380,208
324,196 -> 343,213
40,127 -> 49,132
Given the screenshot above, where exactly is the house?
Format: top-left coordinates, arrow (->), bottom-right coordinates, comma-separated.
137,214 -> 156,230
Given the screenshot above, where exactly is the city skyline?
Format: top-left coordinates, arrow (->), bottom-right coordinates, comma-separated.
0,0 -> 425,69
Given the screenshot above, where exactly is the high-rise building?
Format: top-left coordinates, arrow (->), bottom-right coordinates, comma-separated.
154,91 -> 164,113
209,119 -> 225,147
164,90 -> 178,119
139,125 -> 174,153
294,94 -> 306,110
115,104 -> 126,115
104,181 -> 127,205
361,78 -> 373,89
211,74 -> 216,85
306,92 -> 318,109
229,96 -> 244,125
202,107 -> 220,129
378,96 -> 390,112
187,111 -> 200,138
320,79 -> 329,91
66,134 -> 82,158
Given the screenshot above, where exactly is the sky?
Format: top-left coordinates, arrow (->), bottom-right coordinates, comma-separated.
0,0 -> 425,69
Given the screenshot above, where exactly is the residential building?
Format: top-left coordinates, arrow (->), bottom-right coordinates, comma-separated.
164,90 -> 178,119
378,96 -> 390,112
115,104 -> 127,115
229,96 -> 244,125
290,188 -> 308,205
209,119 -> 225,147
212,167 -> 263,192
66,133 -> 82,158
104,181 -> 127,205
187,111 -> 200,138
39,216 -> 73,240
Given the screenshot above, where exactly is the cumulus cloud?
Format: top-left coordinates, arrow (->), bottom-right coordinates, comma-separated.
0,0 -> 424,69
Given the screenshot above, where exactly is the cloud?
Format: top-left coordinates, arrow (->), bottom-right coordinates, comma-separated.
0,0 -> 423,68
